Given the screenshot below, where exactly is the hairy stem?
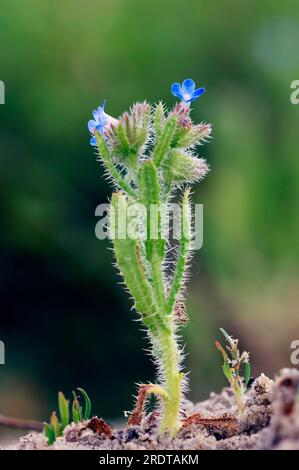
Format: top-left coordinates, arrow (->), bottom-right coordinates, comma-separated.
157,318 -> 182,435
95,132 -> 136,197
150,252 -> 166,311
152,191 -> 192,435
166,189 -> 191,315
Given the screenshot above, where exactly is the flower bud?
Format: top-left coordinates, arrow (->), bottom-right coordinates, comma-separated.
168,102 -> 211,149
177,123 -> 212,148
163,149 -> 209,185
107,102 -> 151,162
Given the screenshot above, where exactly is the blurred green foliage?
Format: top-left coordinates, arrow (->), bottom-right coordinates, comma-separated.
0,0 -> 299,431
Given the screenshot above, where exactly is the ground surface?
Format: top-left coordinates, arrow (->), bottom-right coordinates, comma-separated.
17,369 -> 299,450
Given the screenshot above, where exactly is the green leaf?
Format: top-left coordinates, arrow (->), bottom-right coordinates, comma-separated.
44,423 -> 56,446
72,392 -> 81,424
219,327 -> 231,342
79,405 -> 83,421
111,193 -> 157,318
222,361 -> 232,383
152,116 -> 177,167
139,160 -> 164,261
77,387 -> 92,420
219,327 -> 235,350
58,391 -> 70,431
116,123 -> 131,156
153,101 -> 165,141
244,361 -> 251,388
50,411 -> 61,436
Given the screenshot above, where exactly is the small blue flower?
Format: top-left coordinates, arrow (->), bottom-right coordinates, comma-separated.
171,79 -> 206,103
88,100 -> 108,146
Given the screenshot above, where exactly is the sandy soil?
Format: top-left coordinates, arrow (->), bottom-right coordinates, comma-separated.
17,368 -> 299,450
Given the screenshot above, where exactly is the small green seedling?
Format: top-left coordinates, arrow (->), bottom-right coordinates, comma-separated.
215,328 -> 251,415
44,388 -> 92,445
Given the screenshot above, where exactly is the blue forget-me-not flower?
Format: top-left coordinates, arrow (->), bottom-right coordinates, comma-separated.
171,79 -> 205,104
88,100 -> 118,146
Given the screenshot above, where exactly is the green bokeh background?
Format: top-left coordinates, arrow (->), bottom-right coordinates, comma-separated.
0,0 -> 299,438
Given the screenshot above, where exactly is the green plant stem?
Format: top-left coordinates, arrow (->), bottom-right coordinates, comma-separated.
150,252 -> 166,312
166,189 -> 191,315
158,317 -> 182,435
95,132 -> 136,197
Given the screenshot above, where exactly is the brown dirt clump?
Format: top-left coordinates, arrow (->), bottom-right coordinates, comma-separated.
18,369 -> 299,450
259,368 -> 299,450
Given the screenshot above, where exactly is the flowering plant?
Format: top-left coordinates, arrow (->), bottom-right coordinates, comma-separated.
88,79 -> 211,435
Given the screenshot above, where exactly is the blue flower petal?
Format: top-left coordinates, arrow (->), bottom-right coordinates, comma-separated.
96,107 -> 108,125
182,79 -> 195,94
191,87 -> 206,100
90,136 -> 97,146
88,99 -> 110,145
88,119 -> 97,132
171,79 -> 206,103
95,123 -> 105,133
171,82 -> 183,99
